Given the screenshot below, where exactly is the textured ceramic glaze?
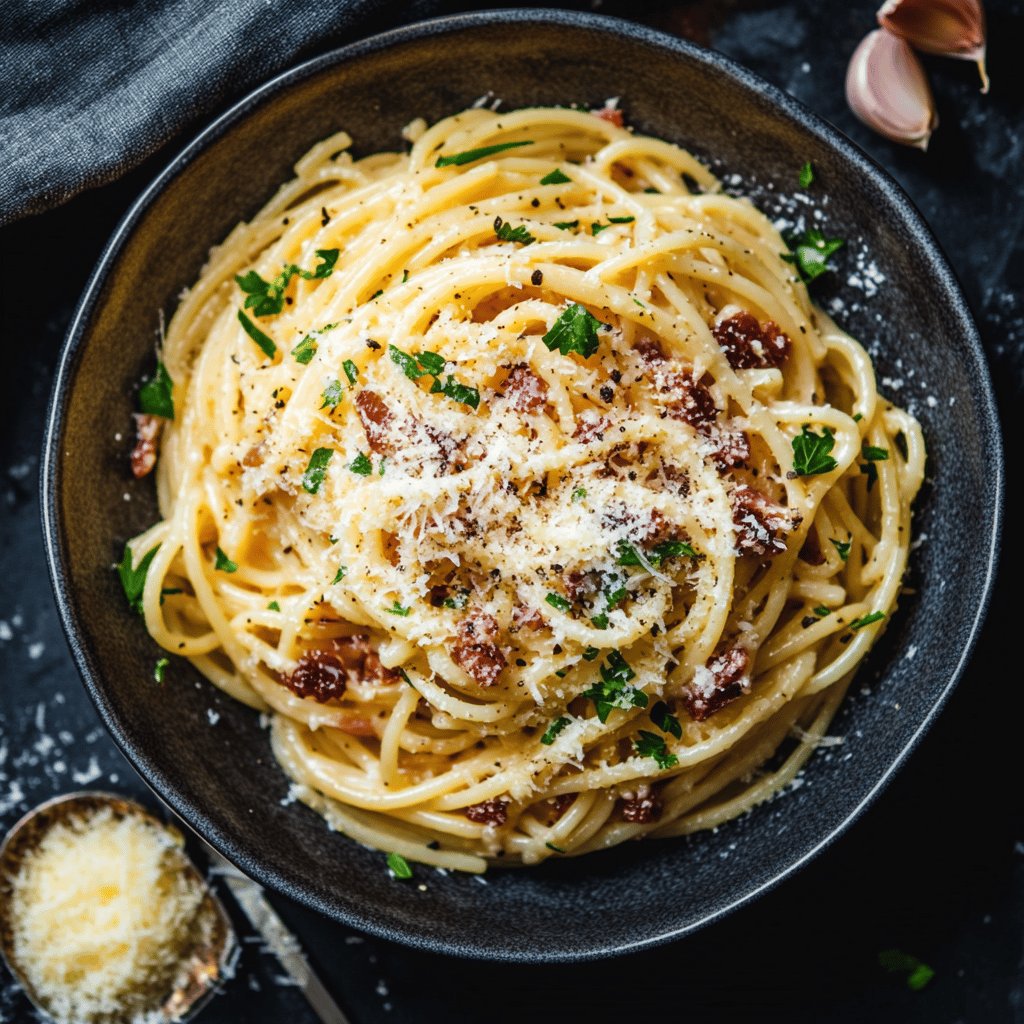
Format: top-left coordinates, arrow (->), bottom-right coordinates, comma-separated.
41,10 -> 1002,961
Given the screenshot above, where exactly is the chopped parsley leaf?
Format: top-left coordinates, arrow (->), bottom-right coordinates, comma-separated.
391,345 -> 479,408
878,949 -> 934,991
343,359 -> 359,385
542,303 -> 604,359
214,547 -> 237,573
649,700 -> 682,739
437,377 -> 480,409
545,842 -> 566,853
540,168 -> 572,185
332,566 -> 347,585
582,651 -> 647,723
320,379 -> 344,409
402,269 -> 409,283
291,335 -> 318,364
634,730 -> 679,769
237,310 -> 276,359
608,215 -> 635,224
443,589 -> 470,610
831,538 -> 852,561
590,221 -> 609,235
849,611 -> 886,631
302,447 -> 334,493
235,249 -> 339,317
813,605 -> 831,617
154,657 -> 168,684
138,361 -> 174,419
553,220 -> 579,230
582,646 -> 601,661
386,601 -> 410,617
782,228 -> 845,283
545,592 -> 571,612
591,614 -> 609,630
792,424 -> 838,476
494,216 -> 535,245
861,443 -> 890,490
268,600 -> 281,611
571,487 -> 587,503
541,716 -> 570,745
386,851 -> 413,879
799,161 -> 814,189
435,140 -> 533,167
117,543 -> 160,614
617,539 -> 697,567
349,452 -> 373,476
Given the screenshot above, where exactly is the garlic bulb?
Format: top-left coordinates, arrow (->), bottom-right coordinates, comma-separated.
878,0 -> 989,92
846,30 -> 938,150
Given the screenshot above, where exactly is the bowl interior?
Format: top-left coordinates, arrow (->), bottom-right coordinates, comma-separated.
44,11 -> 1001,961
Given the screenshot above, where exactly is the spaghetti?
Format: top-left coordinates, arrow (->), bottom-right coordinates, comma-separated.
126,106 -> 925,872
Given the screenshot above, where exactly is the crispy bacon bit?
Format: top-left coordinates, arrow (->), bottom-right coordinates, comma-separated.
504,363 -> 548,412
663,371 -> 718,428
706,427 -> 751,470
634,335 -> 667,364
731,485 -> 799,557
329,634 -> 400,686
464,797 -> 510,825
512,604 -> 545,632
563,570 -> 599,603
354,389 -> 394,454
130,413 -> 162,478
620,784 -> 662,823
452,611 -> 506,686
540,793 -> 576,826
281,651 -> 347,703
681,647 -> 750,721
593,103 -> 625,127
800,527 -> 826,565
573,413 -> 610,444
712,311 -> 791,370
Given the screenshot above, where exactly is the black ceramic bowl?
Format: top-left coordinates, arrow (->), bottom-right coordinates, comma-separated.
42,9 -> 1002,961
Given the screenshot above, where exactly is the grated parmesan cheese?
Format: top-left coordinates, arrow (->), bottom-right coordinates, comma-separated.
7,807 -> 206,1024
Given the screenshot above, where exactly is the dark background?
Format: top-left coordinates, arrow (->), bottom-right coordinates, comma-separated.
1,2 -> 1021,1021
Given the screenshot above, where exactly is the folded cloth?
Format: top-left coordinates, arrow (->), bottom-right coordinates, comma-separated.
0,0 -> 452,225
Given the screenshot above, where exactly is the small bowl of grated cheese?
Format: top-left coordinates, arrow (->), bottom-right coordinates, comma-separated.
0,791 -> 237,1024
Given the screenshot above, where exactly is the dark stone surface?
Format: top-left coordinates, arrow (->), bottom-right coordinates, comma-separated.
1,1 -> 1021,1020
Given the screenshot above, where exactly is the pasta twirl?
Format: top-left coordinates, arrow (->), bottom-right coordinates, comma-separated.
128,107 -> 925,872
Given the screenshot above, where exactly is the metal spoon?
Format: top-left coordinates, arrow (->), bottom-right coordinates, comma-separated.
0,791 -> 237,1023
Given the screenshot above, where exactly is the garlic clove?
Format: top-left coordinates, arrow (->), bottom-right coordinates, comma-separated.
878,0 -> 989,93
846,29 -> 939,150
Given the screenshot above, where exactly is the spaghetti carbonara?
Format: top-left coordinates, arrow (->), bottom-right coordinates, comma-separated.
125,105 -> 925,873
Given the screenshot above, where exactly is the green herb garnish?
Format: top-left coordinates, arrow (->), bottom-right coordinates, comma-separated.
349,452 -> 372,476
782,228 -> 845,283
138,362 -> 174,419
813,605 -> 831,617
154,657 -> 168,684
849,611 -> 885,631
235,250 -> 339,317
343,359 -> 359,385
830,538 -> 851,562
545,842 -> 566,853
571,487 -> 587,503
861,443 -> 889,490
545,592 -> 571,613
541,716 -> 570,745
542,303 -> 604,359
117,543 -> 160,614
634,730 -> 678,769
389,345 -> 479,409
649,700 -> 682,739
291,335 -> 318,364
878,949 -> 934,991
443,589 -> 469,610
320,379 -> 344,410
582,651 -> 647,723
214,547 -> 237,573
617,539 -> 697,568
435,141 -> 533,167
268,600 -> 281,611
332,566 -> 348,585
386,851 -> 413,878
494,216 -> 535,245
302,447 -> 334,493
798,161 -> 814,189
540,169 -> 571,185
582,646 -> 601,661
553,220 -> 579,230
386,601 -> 410,617
237,310 -> 276,359
792,425 -> 838,476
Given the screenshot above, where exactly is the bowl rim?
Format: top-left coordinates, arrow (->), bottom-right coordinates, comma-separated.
40,6 -> 1004,962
